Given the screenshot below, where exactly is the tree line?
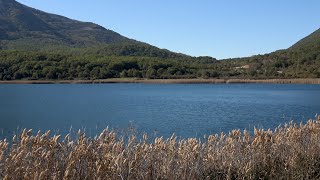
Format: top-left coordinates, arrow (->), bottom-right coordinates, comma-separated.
0,46 -> 319,81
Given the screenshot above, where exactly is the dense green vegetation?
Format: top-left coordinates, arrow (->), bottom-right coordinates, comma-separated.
1,28 -> 319,80
1,41 -> 319,81
225,45 -> 320,79
0,0 -> 319,80
224,28 -> 320,78
0,50 -> 219,80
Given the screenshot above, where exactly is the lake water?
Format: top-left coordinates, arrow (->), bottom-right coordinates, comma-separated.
0,84 -> 320,139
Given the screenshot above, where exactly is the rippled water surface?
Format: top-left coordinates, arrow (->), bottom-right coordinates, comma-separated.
0,84 -> 320,138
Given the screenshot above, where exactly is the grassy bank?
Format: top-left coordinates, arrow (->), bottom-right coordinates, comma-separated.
1,117 -> 320,179
1,78 -> 320,84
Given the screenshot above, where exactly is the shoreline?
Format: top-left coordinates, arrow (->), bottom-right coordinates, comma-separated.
0,78 -> 320,84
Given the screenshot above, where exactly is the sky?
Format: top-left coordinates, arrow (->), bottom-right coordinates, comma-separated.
17,0 -> 320,59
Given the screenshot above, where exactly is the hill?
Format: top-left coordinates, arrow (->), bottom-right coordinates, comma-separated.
0,0 -> 131,48
0,0 -> 186,59
290,28 -> 320,50
0,0 -> 219,81
223,28 -> 320,78
0,0 -> 318,81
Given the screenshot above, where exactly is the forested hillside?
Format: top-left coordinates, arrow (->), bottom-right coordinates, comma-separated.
226,28 -> 320,78
0,0 -> 184,59
0,0 -> 319,80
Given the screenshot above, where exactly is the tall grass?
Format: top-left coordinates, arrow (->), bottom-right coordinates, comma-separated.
1,78 -> 320,84
1,117 -> 320,179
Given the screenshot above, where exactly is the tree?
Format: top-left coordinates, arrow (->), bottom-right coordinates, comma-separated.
146,68 -> 156,79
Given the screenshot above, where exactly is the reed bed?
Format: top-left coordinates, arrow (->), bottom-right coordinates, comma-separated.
225,78 -> 320,84
1,78 -> 320,84
1,117 -> 320,179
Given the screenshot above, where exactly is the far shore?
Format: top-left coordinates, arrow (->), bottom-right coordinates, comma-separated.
0,78 -> 320,84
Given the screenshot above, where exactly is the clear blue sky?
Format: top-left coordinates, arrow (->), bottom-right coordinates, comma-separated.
17,0 -> 320,59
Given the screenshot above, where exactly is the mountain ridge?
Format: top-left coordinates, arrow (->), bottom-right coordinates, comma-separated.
290,28 -> 320,50
0,0 -> 131,44
0,0 -> 188,59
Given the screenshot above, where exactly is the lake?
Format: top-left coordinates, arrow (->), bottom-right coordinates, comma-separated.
0,84 -> 320,139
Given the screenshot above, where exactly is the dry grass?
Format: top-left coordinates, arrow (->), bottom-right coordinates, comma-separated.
1,117 -> 320,179
1,78 -> 320,84
224,78 -> 320,84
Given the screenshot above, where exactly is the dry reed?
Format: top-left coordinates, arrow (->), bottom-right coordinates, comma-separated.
1,78 -> 320,84
1,117 -> 320,179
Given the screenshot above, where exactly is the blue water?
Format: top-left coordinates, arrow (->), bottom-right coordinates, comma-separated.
0,84 -> 320,139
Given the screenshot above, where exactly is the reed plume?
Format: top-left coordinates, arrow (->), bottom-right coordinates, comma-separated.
1,117 -> 320,179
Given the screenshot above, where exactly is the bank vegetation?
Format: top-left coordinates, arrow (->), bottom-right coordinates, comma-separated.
1,117 -> 320,179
